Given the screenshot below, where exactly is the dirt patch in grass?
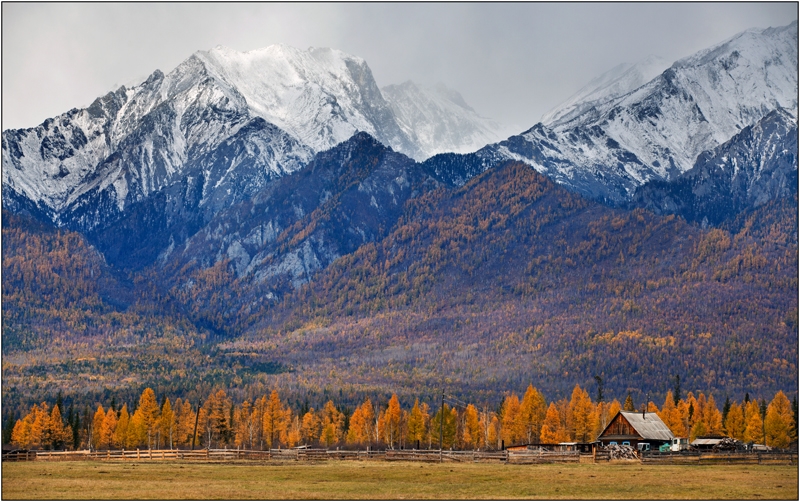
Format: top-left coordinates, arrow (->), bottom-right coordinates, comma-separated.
2,460 -> 797,500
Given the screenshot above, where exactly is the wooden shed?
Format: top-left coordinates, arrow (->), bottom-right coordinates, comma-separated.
597,411 -> 673,450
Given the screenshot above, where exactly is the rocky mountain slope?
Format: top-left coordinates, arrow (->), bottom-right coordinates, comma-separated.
168,133 -> 435,291
3,45 -> 508,270
632,108 -> 798,226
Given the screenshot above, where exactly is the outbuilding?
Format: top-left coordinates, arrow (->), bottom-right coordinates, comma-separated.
597,411 -> 673,451
690,436 -> 725,451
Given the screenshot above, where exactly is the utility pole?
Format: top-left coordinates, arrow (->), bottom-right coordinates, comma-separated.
191,400 -> 201,450
439,391 -> 444,462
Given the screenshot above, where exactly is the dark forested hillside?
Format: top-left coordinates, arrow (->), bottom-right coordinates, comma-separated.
1,212 -> 287,412
2,156 -> 796,412
244,161 -> 797,401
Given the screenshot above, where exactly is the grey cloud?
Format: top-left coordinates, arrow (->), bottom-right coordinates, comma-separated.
2,3 -> 796,132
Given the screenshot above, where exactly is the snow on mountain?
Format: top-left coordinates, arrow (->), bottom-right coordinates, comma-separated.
382,81 -> 509,159
4,43 -> 502,234
541,55 -> 669,126
592,21 -> 798,176
632,107 -> 798,226
2,53 -> 315,233
456,21 -> 798,203
196,45 -> 420,158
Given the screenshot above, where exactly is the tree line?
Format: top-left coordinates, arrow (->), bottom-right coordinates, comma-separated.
8,384 -> 797,451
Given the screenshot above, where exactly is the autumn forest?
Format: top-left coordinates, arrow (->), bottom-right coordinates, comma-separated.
8,384 -> 798,453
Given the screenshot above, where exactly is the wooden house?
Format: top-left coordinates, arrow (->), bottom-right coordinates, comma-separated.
597,411 -> 673,450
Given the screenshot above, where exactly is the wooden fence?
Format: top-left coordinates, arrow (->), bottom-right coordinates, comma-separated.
2,448 -> 795,465
2,449 -> 285,462
640,451 -> 796,465
2,448 -> 579,464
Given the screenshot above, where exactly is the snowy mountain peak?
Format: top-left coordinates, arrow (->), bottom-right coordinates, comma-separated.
542,54 -> 670,126
3,41 -> 498,241
673,21 -> 797,71
452,22 -> 797,204
191,43 -> 416,156
382,80 -> 508,159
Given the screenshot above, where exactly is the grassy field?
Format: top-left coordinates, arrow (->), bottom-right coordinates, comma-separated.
2,460 -> 797,500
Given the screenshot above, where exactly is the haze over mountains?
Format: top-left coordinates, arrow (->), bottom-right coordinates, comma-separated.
1,22 -> 797,409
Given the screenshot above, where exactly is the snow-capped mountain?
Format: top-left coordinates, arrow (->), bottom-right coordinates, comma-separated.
436,22 -> 798,204
632,107 -> 798,226
195,45 -> 420,158
382,81 -> 509,159
541,55 -> 669,126
2,44 -> 500,260
2,51 -> 316,234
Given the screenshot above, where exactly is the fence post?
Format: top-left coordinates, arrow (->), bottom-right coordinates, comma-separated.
137,448 -> 140,460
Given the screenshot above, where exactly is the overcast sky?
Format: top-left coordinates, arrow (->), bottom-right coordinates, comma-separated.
3,3 -> 797,131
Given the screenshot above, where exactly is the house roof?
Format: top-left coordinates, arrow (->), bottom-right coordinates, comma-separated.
619,412 -> 674,440
598,411 -> 674,441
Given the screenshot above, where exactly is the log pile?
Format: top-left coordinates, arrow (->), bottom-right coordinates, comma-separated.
713,437 -> 744,452
605,444 -> 638,460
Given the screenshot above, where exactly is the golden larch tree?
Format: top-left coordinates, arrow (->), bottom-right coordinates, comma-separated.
284,411 -> 302,448
743,400 -> 764,444
302,408 -> 322,445
49,404 -> 71,450
540,402 -> 568,444
235,400 -> 260,449
500,394 -> 522,445
137,388 -> 160,449
723,402 -> 745,440
405,399 -> 427,448
160,398 -> 175,449
128,407 -> 147,448
703,395 -> 724,436
262,390 -> 285,448
384,394 -> 403,449
99,407 -> 118,449
659,392 -> 684,436
91,405 -> 105,450
486,414 -> 500,450
519,385 -> 547,444
320,400 -> 344,447
764,391 -> 795,448
568,385 -> 595,442
114,405 -> 130,449
461,404 -> 482,449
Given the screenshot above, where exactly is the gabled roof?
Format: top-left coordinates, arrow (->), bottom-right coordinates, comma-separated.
599,411 -> 674,441
618,411 -> 673,440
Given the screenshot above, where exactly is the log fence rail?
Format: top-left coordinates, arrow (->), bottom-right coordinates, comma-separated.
2,448 -> 795,465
